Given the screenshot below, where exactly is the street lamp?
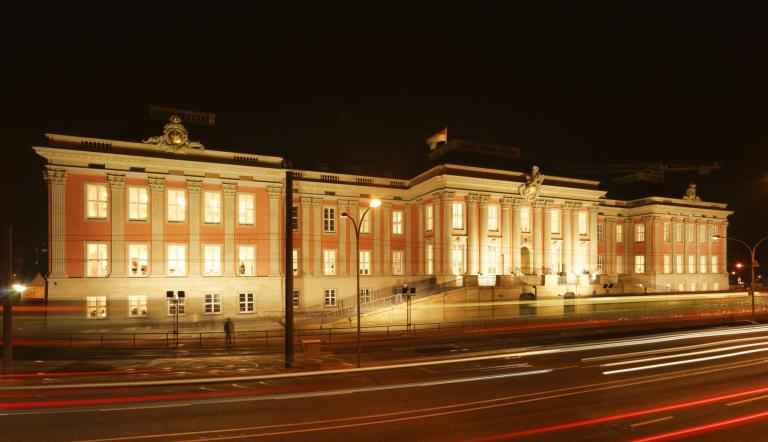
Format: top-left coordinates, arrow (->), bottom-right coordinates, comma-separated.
341,198 -> 381,368
713,235 -> 768,323
166,290 -> 185,347
3,283 -> 26,373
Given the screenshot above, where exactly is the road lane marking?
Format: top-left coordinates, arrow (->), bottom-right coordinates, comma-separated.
601,342 -> 768,367
629,416 -> 674,428
603,347 -> 768,375
726,393 -> 768,406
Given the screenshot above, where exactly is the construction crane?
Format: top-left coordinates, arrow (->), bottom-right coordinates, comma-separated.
554,162 -> 720,184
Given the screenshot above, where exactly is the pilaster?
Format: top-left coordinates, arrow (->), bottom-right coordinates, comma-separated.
432,192 -> 442,275
383,202 -> 392,275
478,194 -> 490,274
222,182 -> 238,275
589,205 -> 599,273
300,197 -> 312,276
417,201 -> 424,276
405,203 -> 412,275
44,168 -> 68,278
562,202 -> 573,274
510,198 -> 523,273
312,198 -> 323,275
148,177 -> 165,277
349,200 -> 359,277
442,191 -> 455,275
267,186 -> 282,276
542,200 -> 553,273
533,200 -> 545,274
338,199 -> 349,276
186,180 -> 202,276
501,197 -> 513,275
107,173 -> 126,276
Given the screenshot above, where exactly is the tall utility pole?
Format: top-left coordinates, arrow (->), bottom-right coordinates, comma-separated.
284,172 -> 294,368
2,225 -> 12,373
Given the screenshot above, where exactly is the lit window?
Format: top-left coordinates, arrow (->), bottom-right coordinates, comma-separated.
239,293 -> 254,313
392,210 -> 403,235
167,244 -> 186,276
616,224 -> 623,243
324,207 -> 336,232
635,224 -> 645,242
485,240 -> 498,274
128,244 -> 149,277
711,255 -> 719,273
634,255 -> 645,273
361,288 -> 371,304
597,255 -> 605,273
616,256 -> 624,274
204,245 -> 222,276
128,187 -> 149,221
239,245 -> 255,276
86,296 -> 107,319
204,191 -> 222,224
360,210 -> 370,234
698,224 -> 707,244
550,208 -> 560,234
86,242 -> 109,277
489,204 -> 499,232
688,255 -> 696,273
168,297 -> 185,315
204,293 -> 221,314
359,250 -> 371,275
392,250 -> 403,275
700,256 -> 707,273
452,202 -> 464,229
520,207 -> 531,233
128,295 -> 148,317
425,204 -> 434,231
167,189 -> 186,222
324,288 -> 336,306
238,194 -> 255,225
676,255 -> 684,273
664,222 -> 671,242
323,249 -> 336,275
452,246 -> 464,275
663,255 -> 671,274
578,212 -> 587,235
86,183 -> 108,219
675,223 -> 683,243
597,224 -> 604,242
426,243 -> 434,275
292,289 -> 300,308
292,249 -> 299,276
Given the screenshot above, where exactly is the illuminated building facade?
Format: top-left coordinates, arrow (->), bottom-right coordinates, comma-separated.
35,118 -> 732,324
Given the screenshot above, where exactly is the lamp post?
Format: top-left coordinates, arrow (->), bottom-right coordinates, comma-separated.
714,235 -> 768,323
166,290 -> 185,347
341,198 -> 380,368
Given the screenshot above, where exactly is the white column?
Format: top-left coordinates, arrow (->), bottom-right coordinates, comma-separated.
405,203 -> 412,276
707,220 -> 714,275
383,202 -> 392,275
222,182 -> 237,276
533,200 -> 544,274
624,218 -> 633,275
107,174 -> 126,276
722,221 -> 729,275
443,191 -> 455,276
44,168 -> 68,278
501,197 -> 512,275
670,217 -> 678,274
562,202 -> 573,274
432,192 -> 442,275
589,206 -> 599,273
572,204 -> 583,273
372,201 -> 381,275
467,194 -> 479,274
511,199 -> 522,274
542,200 -> 552,273
149,177 -> 165,277
338,199 -> 348,276
349,200 -> 359,277
417,201 -> 424,276
187,180 -> 202,276
267,186 -> 282,276
478,194 -> 489,274
312,198 -> 322,276
644,215 -> 654,274
300,197 -> 311,276
605,217 -> 615,274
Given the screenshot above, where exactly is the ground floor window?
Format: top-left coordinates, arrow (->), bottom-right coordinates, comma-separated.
204,293 -> 221,314
87,296 -> 107,319
292,289 -> 300,308
128,295 -> 148,317
361,288 -> 371,304
168,297 -> 186,316
324,289 -> 336,306
239,293 -> 254,313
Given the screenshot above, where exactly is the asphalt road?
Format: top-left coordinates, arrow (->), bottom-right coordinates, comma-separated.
5,324 -> 768,441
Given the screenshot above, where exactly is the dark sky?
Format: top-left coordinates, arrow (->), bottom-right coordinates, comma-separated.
2,3 -> 768,274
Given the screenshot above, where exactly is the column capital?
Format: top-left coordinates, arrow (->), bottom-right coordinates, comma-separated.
43,168 -> 67,186
533,199 -> 549,209
467,193 -> 480,205
300,196 -> 313,205
148,176 -> 165,191
441,190 -> 456,201
348,199 -> 359,209
511,197 -> 525,208
604,217 -> 617,223
501,196 -> 514,208
222,182 -> 238,196
642,215 -> 659,222
572,202 -> 583,210
267,186 -> 282,199
562,201 -> 575,211
478,194 -> 490,206
589,205 -> 600,213
107,173 -> 126,189
186,179 -> 203,193
624,218 -> 632,224
382,201 -> 393,209
311,198 -> 324,206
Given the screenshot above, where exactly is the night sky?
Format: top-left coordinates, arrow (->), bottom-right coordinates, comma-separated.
2,3 -> 768,276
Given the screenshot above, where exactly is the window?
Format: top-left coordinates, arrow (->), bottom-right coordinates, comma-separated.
392,250 -> 403,275
204,191 -> 222,223
167,244 -> 186,276
711,255 -> 719,273
426,243 -> 434,275
323,207 -> 336,232
86,183 -> 108,219
616,255 -> 624,274
360,211 -> 371,234
323,249 -> 336,275
86,296 -> 107,319
167,189 -> 186,222
452,202 -> 464,229
486,241 -> 499,274
86,243 -> 109,277
239,245 -> 255,276
676,255 -> 684,274
663,255 -> 671,274
204,293 -> 221,314
452,247 -> 464,275
360,288 -> 371,304
698,224 -> 707,244
675,224 -> 683,243
292,249 -> 299,276
634,256 -> 645,273
664,222 -> 671,243
597,255 -> 604,273
324,289 -> 336,306
550,208 -> 560,234
425,204 -> 434,231
521,207 -> 531,233
128,244 -> 149,276
238,194 -> 255,225
204,245 -> 222,276
392,210 -> 403,235
688,255 -> 696,273
359,250 -> 371,275
635,224 -> 645,242
578,212 -> 588,235
292,290 -> 300,308
597,224 -> 604,242
711,225 -> 719,243
128,295 -> 147,317
168,297 -> 185,315
239,293 -> 254,313
616,224 -> 624,243
700,256 -> 707,273
128,187 -> 148,221
489,205 -> 499,231
687,224 -> 695,243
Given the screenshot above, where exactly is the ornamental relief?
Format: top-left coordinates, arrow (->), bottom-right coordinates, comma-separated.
143,115 -> 205,153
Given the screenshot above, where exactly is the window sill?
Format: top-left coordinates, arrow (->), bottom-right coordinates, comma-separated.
238,311 -> 255,315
